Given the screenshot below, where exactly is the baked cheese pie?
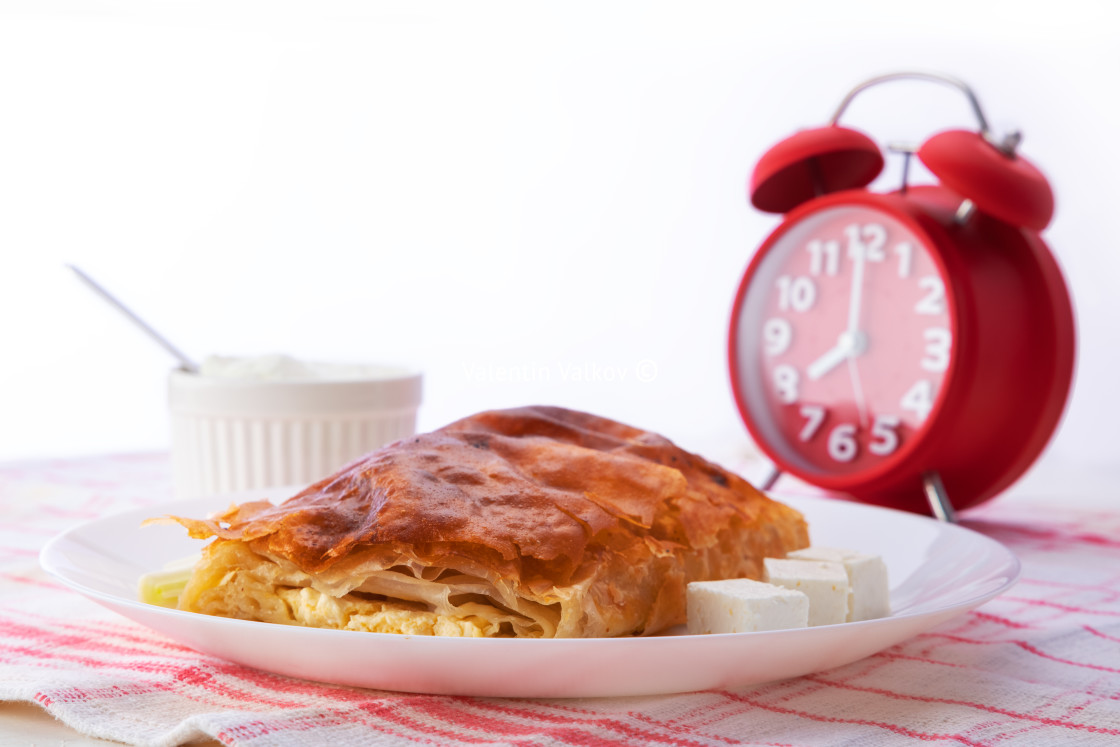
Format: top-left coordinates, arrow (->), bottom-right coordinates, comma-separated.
151,406 -> 808,638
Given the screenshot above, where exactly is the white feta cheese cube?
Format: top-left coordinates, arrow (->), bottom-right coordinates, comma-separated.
787,547 -> 890,622
686,578 -> 809,634
763,558 -> 849,627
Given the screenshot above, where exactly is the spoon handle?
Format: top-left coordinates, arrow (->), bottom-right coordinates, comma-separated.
67,264 -> 200,373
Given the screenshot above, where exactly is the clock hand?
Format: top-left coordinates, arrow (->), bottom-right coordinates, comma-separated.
845,229 -> 871,427
807,332 -> 855,380
846,236 -> 867,335
807,329 -> 870,381
806,342 -> 849,381
848,357 -> 870,427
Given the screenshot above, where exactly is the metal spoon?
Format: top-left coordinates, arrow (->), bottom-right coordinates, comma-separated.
67,264 -> 200,373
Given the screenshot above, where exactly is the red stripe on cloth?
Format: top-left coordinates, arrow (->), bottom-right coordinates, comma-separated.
39,617 -> 199,655
214,697 -> 505,746
0,623 -> 311,710
1013,641 -> 1120,675
628,708 -> 757,745
1083,625 -> 1120,644
138,644 -> 424,707
1019,577 -> 1120,594
77,495 -> 115,513
18,619 -> 404,707
923,632 -> 1120,674
360,699 -> 528,746
448,697 -> 716,747
715,690 -> 989,746
0,641 -> 252,713
803,674 -> 1120,736
1,617 -> 203,665
976,523 -> 1120,550
38,681 -> 168,706
0,547 -> 40,558
203,675 -> 751,747
92,637 -> 746,747
19,621 -> 359,706
40,506 -> 104,519
216,719 -> 284,744
0,633 -> 219,684
0,522 -> 57,536
321,710 -> 448,745
873,651 -> 968,669
628,711 -> 793,747
401,696 -> 687,747
0,573 -> 68,591
998,597 -> 1120,616
968,611 -> 1036,629
494,693 -> 798,746
167,664 -> 320,710
40,630 -> 427,715
217,713 -> 418,746
759,679 -> 830,706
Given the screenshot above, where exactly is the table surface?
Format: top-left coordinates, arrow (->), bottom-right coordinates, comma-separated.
2,451 -> 1118,746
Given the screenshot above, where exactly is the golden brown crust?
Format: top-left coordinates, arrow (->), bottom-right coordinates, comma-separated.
160,406 -> 808,636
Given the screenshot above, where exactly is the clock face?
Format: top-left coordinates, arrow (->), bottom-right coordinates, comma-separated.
732,204 -> 954,478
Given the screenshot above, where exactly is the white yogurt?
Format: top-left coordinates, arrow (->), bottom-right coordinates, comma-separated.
199,354 -> 392,382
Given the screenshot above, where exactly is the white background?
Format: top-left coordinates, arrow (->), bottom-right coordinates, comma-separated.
1,1 -> 1117,479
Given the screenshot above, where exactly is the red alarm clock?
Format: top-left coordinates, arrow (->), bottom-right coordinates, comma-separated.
728,72 -> 1075,518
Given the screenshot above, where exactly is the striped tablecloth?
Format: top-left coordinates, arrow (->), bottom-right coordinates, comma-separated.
2,453 -> 1119,746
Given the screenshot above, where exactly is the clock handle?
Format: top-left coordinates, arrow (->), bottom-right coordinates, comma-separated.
922,471 -> 959,523
828,70 -> 992,139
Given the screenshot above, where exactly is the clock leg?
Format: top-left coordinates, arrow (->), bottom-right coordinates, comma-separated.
761,465 -> 783,492
922,471 -> 958,523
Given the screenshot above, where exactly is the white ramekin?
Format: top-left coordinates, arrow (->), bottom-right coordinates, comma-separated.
168,366 -> 422,497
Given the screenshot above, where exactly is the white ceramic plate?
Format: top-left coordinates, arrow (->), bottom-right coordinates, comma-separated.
40,493 -> 1018,698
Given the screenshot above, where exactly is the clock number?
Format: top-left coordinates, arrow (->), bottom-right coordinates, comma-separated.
845,223 -> 887,263
775,275 -> 817,312
915,276 -> 946,315
863,223 -> 887,261
921,328 -> 952,372
806,239 -> 840,276
762,318 -> 793,356
827,423 -> 858,463
894,241 -> 913,278
798,405 -> 826,442
869,415 -> 900,456
900,380 -> 934,422
773,364 -> 799,404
